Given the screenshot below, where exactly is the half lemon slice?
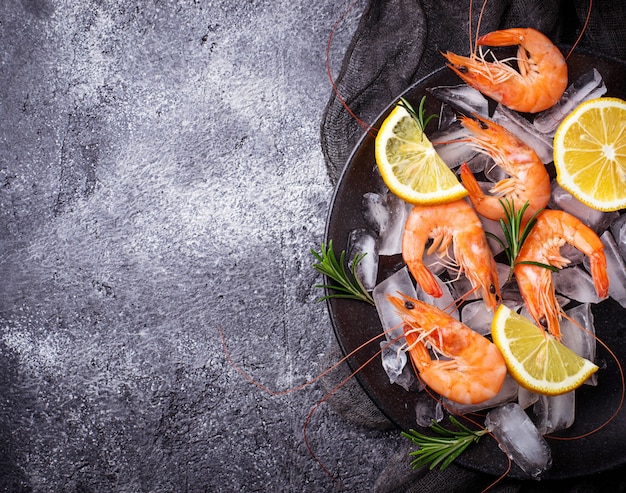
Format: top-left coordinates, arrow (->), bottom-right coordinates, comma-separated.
491,304 -> 598,395
374,104 -> 467,205
554,97 -> 626,211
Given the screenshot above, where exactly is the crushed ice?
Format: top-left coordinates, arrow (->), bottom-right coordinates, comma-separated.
340,67 -> 626,474
485,403 -> 552,478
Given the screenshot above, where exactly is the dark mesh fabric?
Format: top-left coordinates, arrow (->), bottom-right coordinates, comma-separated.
321,0 -> 624,184
319,0 -> 626,490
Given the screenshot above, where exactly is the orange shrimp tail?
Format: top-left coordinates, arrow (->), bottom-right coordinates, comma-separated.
459,162 -> 491,216
590,253 -> 610,299
476,28 -> 529,47
407,261 -> 444,298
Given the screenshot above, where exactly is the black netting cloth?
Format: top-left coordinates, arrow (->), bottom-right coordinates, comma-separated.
321,0 -> 626,184
319,0 -> 626,491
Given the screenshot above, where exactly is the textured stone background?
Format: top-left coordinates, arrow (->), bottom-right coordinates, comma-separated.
0,0 -> 406,491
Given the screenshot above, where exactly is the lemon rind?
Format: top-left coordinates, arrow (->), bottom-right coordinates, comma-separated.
554,97 -> 626,212
491,305 -> 599,395
375,105 -> 468,205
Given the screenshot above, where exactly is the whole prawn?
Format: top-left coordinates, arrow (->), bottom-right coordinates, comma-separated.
402,198 -> 500,311
387,293 -> 507,404
458,114 -> 551,223
443,27 -> 568,113
514,209 -> 609,339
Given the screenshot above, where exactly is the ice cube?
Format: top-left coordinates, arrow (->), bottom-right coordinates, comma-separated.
560,303 -> 597,385
361,192 -> 412,256
421,245 -> 449,277
496,262 -> 513,293
414,392 -> 444,427
447,269 -> 475,302
348,229 -> 379,291
500,280 -> 524,304
610,214 -> 626,261
370,163 -> 389,195
517,387 -> 539,410
483,160 -> 508,184
379,194 -> 412,256
437,102 -> 458,129
431,121 -> 478,169
533,68 -> 606,135
549,180 -> 620,234
479,216 -> 506,256
558,243 -> 585,266
485,403 -> 552,478
380,339 -> 406,381
465,151 -> 494,175
362,192 -> 388,234
443,374 -> 519,415
460,300 -> 493,335
373,267 -> 417,341
553,266 -> 605,304
416,275 -> 459,320
531,392 -> 576,435
492,104 -> 553,164
454,261 -> 510,299
427,83 -> 490,118
459,287 -> 519,335
380,339 -> 415,390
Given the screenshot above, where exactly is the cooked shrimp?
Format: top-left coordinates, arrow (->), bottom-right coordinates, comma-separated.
387,293 -> 507,404
514,209 -> 609,339
458,114 -> 550,223
443,28 -> 568,113
403,199 -> 500,311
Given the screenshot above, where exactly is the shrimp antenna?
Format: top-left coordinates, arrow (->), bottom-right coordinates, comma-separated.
302,332 -> 406,488
219,324 -> 403,396
325,0 -> 377,137
468,0 -> 474,55
221,322 -> 411,487
566,0 -> 593,60
473,0 -> 490,57
452,283 -> 482,306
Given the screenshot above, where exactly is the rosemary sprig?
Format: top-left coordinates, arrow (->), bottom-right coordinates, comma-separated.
486,199 -> 557,277
310,240 -> 375,306
402,416 -> 488,471
397,96 -> 438,140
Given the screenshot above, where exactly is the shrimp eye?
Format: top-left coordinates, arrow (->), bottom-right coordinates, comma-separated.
489,284 -> 496,294
404,301 -> 415,310
479,120 -> 489,130
458,65 -> 468,73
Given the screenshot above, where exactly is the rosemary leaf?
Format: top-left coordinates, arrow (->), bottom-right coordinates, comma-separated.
402,416 -> 488,471
496,198 -> 555,273
397,96 -> 438,140
311,240 -> 375,306
517,260 -> 559,271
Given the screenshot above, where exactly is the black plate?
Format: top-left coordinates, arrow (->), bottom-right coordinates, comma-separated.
325,51 -> 626,480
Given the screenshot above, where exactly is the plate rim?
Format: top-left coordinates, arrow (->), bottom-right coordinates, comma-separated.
323,49 -> 626,480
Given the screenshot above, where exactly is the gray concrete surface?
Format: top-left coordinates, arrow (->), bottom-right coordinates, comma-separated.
0,1 -> 406,492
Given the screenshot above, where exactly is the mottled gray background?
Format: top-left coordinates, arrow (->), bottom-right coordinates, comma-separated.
0,0 -> 406,491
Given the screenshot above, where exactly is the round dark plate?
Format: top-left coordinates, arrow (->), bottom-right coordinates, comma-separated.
325,51 -> 626,480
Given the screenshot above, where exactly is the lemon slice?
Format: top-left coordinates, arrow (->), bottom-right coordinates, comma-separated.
491,304 -> 598,395
374,104 -> 467,204
554,97 -> 626,211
